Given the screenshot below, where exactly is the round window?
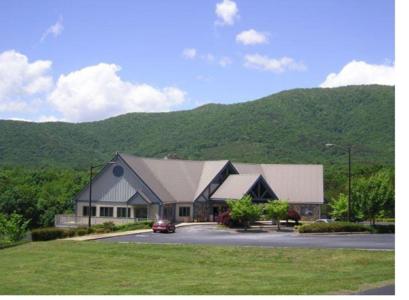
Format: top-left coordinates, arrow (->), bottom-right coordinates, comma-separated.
113,165 -> 124,177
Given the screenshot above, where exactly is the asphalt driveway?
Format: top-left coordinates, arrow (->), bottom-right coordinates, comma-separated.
100,225 -> 394,250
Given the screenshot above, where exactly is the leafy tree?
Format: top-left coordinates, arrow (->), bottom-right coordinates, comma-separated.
353,170 -> 394,225
264,200 -> 289,231
329,193 -> 365,221
330,193 -> 348,221
226,195 -> 262,230
0,213 -> 30,244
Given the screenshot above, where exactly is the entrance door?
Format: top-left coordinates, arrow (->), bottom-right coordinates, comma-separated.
163,206 -> 174,221
213,206 -> 219,222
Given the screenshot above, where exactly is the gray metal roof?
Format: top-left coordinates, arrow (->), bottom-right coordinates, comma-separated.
120,153 -> 228,203
232,163 -> 324,203
118,153 -> 323,204
210,174 -> 261,200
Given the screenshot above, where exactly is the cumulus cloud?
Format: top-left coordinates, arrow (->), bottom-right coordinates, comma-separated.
244,54 -> 306,73
182,48 -> 197,59
219,56 -> 232,67
236,29 -> 269,45
41,16 -> 64,42
215,0 -> 239,26
0,50 -> 53,112
48,63 -> 187,122
320,60 -> 395,88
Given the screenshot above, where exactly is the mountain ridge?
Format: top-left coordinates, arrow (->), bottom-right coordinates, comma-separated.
0,85 -> 394,169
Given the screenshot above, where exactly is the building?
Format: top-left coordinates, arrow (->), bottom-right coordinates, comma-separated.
56,153 -> 324,226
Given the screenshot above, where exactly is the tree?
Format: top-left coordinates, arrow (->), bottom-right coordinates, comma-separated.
353,170 -> 394,225
0,213 -> 30,244
226,195 -> 262,230
264,200 -> 289,231
330,193 -> 364,221
330,193 -> 348,221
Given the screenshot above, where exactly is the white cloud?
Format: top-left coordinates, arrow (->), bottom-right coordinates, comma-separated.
219,56 -> 232,67
41,16 -> 64,42
320,60 -> 395,88
236,29 -> 269,45
244,54 -> 306,73
182,48 -> 197,59
202,53 -> 215,62
215,0 -> 239,26
0,50 -> 53,112
48,63 -> 187,122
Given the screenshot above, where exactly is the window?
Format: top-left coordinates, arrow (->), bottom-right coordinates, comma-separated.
301,206 -> 313,216
117,207 -> 131,218
100,207 -> 113,217
113,165 -> 124,177
179,206 -> 190,217
134,206 -> 148,218
83,206 -> 96,216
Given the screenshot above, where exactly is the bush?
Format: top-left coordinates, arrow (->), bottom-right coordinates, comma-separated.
31,227 -> 67,241
297,222 -> 372,233
217,211 -> 232,226
76,228 -> 88,236
372,224 -> 394,233
0,213 -> 30,243
113,221 -> 154,232
227,195 -> 262,230
286,209 -> 301,224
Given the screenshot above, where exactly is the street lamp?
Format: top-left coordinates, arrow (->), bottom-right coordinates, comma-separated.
88,161 -> 116,228
325,143 -> 352,222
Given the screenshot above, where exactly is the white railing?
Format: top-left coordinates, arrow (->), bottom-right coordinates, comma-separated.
55,214 -> 152,228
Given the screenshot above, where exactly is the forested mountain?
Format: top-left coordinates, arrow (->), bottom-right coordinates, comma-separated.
0,85 -> 394,227
0,85 -> 394,169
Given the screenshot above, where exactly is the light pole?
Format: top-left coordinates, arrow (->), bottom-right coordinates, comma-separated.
88,161 -> 116,228
326,143 -> 352,222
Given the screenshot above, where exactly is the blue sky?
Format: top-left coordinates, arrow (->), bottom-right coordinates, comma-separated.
0,0 -> 394,122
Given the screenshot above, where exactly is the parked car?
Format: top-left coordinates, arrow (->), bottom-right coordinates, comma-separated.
152,220 -> 176,233
314,218 -> 334,223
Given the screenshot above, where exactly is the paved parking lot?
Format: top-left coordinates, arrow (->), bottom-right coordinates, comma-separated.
100,225 -> 395,250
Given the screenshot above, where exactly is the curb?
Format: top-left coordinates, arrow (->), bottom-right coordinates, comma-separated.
297,232 -> 373,236
64,228 -> 153,241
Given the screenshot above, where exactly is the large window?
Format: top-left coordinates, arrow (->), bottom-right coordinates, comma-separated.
117,207 -> 131,218
100,207 -> 113,217
134,206 -> 148,218
179,206 -> 190,217
83,206 -> 96,216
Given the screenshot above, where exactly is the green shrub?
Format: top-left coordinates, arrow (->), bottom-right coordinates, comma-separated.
31,228 -> 67,241
372,224 -> 394,233
297,222 -> 372,233
102,222 -> 115,232
76,228 -> 88,236
0,213 -> 30,243
113,221 -> 153,232
64,228 -> 77,237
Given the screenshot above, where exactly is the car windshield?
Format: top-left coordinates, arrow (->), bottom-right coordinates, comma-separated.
157,220 -> 170,225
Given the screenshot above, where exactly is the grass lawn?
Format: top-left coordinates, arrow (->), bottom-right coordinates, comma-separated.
0,241 -> 394,295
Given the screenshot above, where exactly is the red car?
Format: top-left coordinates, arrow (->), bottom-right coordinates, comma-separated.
152,220 -> 176,233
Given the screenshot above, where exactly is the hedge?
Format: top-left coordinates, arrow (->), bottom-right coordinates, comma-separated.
297,222 -> 372,233
31,228 -> 69,241
372,224 -> 395,233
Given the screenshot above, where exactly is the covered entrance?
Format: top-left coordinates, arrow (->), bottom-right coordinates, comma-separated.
127,191 -> 150,221
162,204 -> 175,221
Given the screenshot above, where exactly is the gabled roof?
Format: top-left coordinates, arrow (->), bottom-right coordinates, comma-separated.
115,153 -> 323,204
119,153 -> 229,203
232,163 -> 324,203
210,174 -> 262,200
